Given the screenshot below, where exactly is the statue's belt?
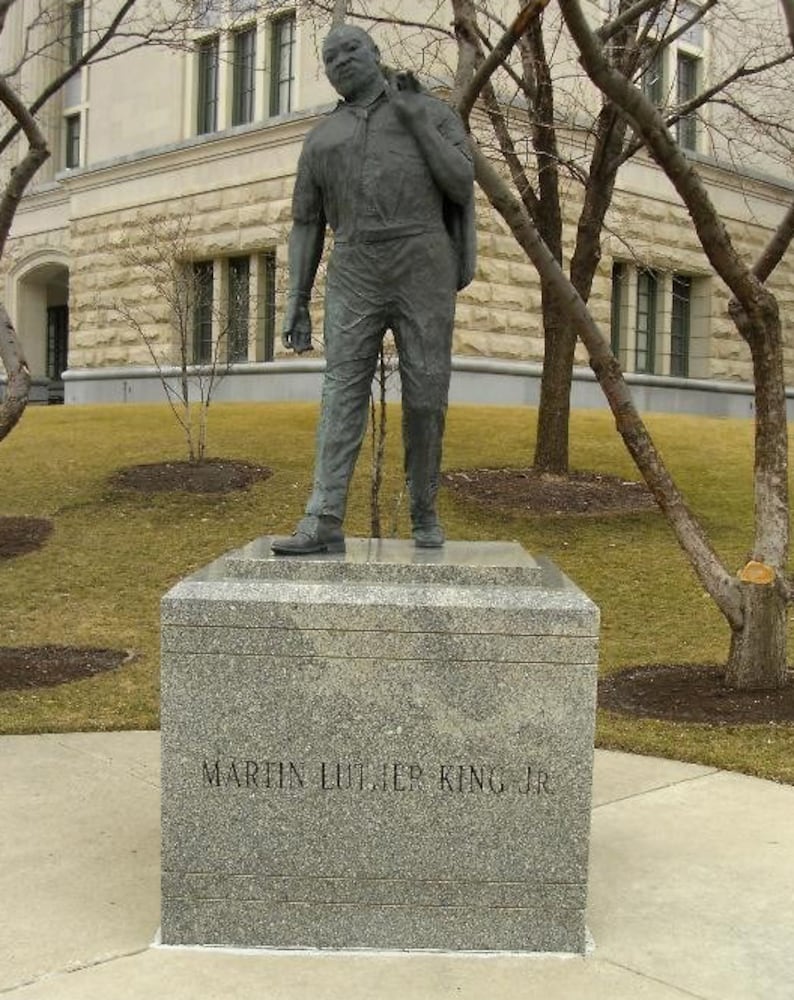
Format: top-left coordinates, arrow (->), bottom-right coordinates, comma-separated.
333,223 -> 446,244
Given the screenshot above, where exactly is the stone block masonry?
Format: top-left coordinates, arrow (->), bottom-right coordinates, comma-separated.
160,539 -> 599,953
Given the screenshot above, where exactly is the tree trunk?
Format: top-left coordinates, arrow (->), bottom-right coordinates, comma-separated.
727,580 -> 789,689
470,144 -> 745,626
520,18 -> 569,475
0,304 -> 31,443
331,0 -> 348,27
558,0 -> 793,689
534,279 -> 575,473
369,348 -> 388,537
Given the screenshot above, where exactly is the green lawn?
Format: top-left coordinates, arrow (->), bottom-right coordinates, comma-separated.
1,401 -> 792,782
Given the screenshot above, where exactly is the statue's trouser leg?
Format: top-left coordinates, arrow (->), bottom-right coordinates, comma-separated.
305,232 -> 457,527
402,407 -> 446,529
305,244 -> 386,522
390,231 -> 457,530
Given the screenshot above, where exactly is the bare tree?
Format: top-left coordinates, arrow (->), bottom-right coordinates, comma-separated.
455,0 -> 793,474
0,0 -> 200,444
368,336 -> 404,537
452,0 -> 794,690
111,216 -> 238,464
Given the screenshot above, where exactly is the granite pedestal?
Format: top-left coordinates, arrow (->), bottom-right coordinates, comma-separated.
160,539 -> 599,953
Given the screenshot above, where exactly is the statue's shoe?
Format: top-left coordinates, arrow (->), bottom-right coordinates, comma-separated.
412,520 -> 445,548
271,515 -> 346,555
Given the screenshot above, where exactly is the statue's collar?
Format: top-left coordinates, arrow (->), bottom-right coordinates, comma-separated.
337,81 -> 388,113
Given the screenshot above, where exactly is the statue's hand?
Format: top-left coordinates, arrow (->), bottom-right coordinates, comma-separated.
388,72 -> 428,130
282,299 -> 313,354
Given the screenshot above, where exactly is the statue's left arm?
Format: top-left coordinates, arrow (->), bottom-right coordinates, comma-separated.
388,86 -> 474,206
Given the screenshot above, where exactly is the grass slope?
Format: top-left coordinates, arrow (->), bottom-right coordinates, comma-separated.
1,402 -> 792,782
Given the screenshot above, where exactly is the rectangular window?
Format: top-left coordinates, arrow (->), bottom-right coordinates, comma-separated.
68,1 -> 84,65
227,256 -> 250,363
193,261 -> 214,364
197,36 -> 220,135
610,262 -> 625,356
640,48 -> 663,105
261,250 -> 277,361
635,269 -> 657,374
232,27 -> 256,126
670,274 -> 691,377
270,13 -> 295,116
64,113 -> 81,167
676,53 -> 699,150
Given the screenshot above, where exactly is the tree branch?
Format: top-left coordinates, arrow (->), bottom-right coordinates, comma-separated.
469,133 -> 743,625
597,0 -> 664,44
474,20 -> 536,101
0,0 -> 16,38
0,304 -> 31,443
308,2 -> 453,39
0,0 -> 139,158
482,78 -> 542,220
650,0 -> 717,52
0,78 -> 49,259
614,51 -> 794,172
559,0 -> 772,320
781,0 -> 794,50
456,0 -> 552,124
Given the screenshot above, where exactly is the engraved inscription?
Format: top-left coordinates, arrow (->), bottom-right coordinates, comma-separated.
320,761 -> 424,792
518,765 -> 552,795
201,758 -> 556,797
203,759 -> 305,789
439,764 -> 505,794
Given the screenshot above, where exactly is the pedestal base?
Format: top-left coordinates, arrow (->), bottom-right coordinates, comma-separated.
160,539 -> 599,953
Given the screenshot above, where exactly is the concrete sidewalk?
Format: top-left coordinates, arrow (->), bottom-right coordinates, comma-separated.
1,732 -> 793,999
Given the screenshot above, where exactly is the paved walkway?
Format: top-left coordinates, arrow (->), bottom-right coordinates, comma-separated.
1,732 -> 793,999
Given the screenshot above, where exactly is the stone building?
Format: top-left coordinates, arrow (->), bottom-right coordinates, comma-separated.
2,0 -> 793,414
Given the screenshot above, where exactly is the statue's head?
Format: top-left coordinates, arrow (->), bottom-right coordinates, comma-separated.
322,24 -> 382,100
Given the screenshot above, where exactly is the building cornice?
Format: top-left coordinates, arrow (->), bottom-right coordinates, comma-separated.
54,104 -> 334,197
17,180 -> 70,216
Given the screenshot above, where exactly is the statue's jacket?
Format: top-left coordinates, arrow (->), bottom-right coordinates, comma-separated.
292,86 -> 477,291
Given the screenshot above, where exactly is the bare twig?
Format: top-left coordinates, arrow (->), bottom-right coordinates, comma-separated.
614,50 -> 794,171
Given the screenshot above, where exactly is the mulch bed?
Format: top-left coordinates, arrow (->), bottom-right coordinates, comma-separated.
0,460 -> 273,694
109,458 -> 273,494
0,646 -> 133,691
443,467 -> 657,515
599,663 -> 794,724
0,517 -> 53,559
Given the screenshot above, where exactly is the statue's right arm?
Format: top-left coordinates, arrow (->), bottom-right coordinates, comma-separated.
282,220 -> 325,353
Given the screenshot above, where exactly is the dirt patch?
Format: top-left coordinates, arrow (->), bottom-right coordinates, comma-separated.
110,458 -> 272,495
0,646 -> 133,691
443,467 -> 656,515
599,663 -> 794,724
0,517 -> 54,559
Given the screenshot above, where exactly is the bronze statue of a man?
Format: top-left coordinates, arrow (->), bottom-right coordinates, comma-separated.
272,24 -> 476,555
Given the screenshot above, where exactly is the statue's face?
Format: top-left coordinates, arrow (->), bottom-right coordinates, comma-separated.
322,27 -> 381,100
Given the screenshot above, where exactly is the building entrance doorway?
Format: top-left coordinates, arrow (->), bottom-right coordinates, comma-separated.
15,260 -> 69,404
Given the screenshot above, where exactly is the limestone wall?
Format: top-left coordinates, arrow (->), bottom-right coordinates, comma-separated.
68,175 -> 294,370
4,113 -> 793,389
